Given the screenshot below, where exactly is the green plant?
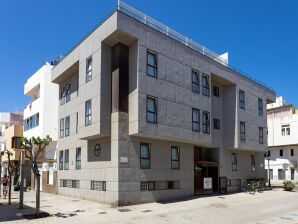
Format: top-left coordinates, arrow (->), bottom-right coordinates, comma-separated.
283,180 -> 295,191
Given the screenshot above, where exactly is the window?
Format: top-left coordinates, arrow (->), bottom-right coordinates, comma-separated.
259,127 -> 264,144
76,112 -> 78,134
280,149 -> 283,157
24,113 -> 39,131
60,180 -> 80,188
147,51 -> 157,77
268,150 -> 271,157
76,147 -> 81,170
11,137 -> 22,149
86,57 -> 92,82
240,121 -> 246,141
232,153 -> 237,171
59,151 -> 64,170
281,125 -> 290,136
213,118 -> 220,130
66,82 -> 71,103
65,116 -> 70,137
202,112 -> 210,134
64,149 -> 69,170
258,98 -> 263,116
140,143 -> 150,169
171,146 -> 180,169
85,100 -> 92,126
59,118 -> 64,138
291,149 -> 294,156
278,169 -> 285,180
239,90 -> 245,109
251,155 -> 256,172
91,181 -> 106,191
60,86 -> 66,105
213,86 -> 220,97
192,70 -> 200,93
141,181 -> 180,191
146,96 -> 157,123
192,108 -> 200,132
202,74 -> 209,96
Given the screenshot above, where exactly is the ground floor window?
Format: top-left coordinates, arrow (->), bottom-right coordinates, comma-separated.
278,169 -> 286,180
91,181 -> 106,191
140,181 -> 180,191
60,179 -> 80,189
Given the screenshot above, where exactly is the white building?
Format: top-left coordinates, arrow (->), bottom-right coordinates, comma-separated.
266,96 -> 298,182
0,112 -> 23,176
23,62 -> 59,192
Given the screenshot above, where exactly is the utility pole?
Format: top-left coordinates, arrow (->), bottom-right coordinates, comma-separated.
19,149 -> 25,209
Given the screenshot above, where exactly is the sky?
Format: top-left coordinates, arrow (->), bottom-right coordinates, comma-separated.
0,0 -> 298,112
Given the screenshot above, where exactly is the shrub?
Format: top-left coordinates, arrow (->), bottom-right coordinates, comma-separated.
283,181 -> 295,191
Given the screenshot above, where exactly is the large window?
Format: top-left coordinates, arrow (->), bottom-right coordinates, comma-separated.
202,74 -> 209,96
64,149 -> 69,170
85,100 -> 92,126
259,127 -> 264,144
202,111 -> 210,134
76,147 -> 81,170
192,108 -> 200,132
281,125 -> 290,136
91,181 -> 106,191
258,98 -> 263,116
251,155 -> 256,172
146,96 -> 157,123
60,180 -> 80,189
239,90 -> 245,109
147,51 -> 157,77
24,113 -> 39,131
171,146 -> 180,170
65,116 -> 70,137
59,151 -> 64,170
240,121 -> 246,141
232,153 -> 237,171
86,57 -> 93,82
59,118 -> 64,138
192,70 -> 200,93
140,143 -> 150,169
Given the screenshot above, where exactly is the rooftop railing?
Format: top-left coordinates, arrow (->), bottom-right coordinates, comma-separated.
118,1 -> 274,92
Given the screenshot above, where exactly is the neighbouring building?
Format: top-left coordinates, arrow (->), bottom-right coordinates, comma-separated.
1,125 -> 31,186
266,96 -> 298,182
23,62 -> 59,194
51,2 -> 275,205
0,112 -> 23,178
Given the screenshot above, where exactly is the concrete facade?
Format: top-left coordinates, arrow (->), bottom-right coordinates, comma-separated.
266,96 -> 298,182
51,6 -> 275,206
23,63 -> 59,192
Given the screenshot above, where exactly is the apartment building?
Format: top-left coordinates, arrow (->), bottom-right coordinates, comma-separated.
24,62 -> 59,193
51,2 -> 275,205
266,96 -> 298,182
0,112 -> 23,178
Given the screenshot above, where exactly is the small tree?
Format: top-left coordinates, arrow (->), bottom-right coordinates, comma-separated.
21,135 -> 52,216
5,150 -> 13,205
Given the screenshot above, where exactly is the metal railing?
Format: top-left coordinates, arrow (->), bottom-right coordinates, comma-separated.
118,1 -> 274,92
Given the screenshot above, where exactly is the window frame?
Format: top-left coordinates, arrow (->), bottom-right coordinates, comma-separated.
171,146 -> 180,170
147,50 -> 157,78
59,151 -> 64,170
191,70 -> 200,93
239,90 -> 245,109
192,108 -> 200,132
213,118 -> 220,130
258,98 -> 263,116
213,85 -> 220,97
85,99 -> 92,126
202,74 -> 210,96
146,96 -> 157,124
59,118 -> 64,138
140,143 -> 151,169
202,111 -> 210,134
64,149 -> 69,170
86,57 -> 93,82
280,149 -> 283,157
232,153 -> 237,171
240,121 -> 246,142
259,127 -> 264,144
91,181 -> 106,191
75,147 -> 81,170
291,148 -> 294,156
65,116 -> 70,137
66,82 -> 71,103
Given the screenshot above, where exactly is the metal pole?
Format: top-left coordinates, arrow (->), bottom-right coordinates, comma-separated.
19,150 -> 24,209
268,158 -> 271,188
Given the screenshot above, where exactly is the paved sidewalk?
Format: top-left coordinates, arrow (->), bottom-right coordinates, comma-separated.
0,188 -> 297,223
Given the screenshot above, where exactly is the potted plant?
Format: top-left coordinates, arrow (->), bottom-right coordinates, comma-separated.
283,180 -> 296,191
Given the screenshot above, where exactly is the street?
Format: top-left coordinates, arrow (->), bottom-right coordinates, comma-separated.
0,187 -> 297,224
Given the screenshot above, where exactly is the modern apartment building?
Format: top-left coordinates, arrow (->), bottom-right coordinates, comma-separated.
24,62 -> 59,193
51,2 -> 275,205
266,96 -> 298,182
0,112 -> 23,178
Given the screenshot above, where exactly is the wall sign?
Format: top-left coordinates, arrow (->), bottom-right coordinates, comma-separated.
94,144 -> 102,157
203,177 -> 212,190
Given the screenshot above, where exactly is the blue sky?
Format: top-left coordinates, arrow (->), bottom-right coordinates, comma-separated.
0,0 -> 297,112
